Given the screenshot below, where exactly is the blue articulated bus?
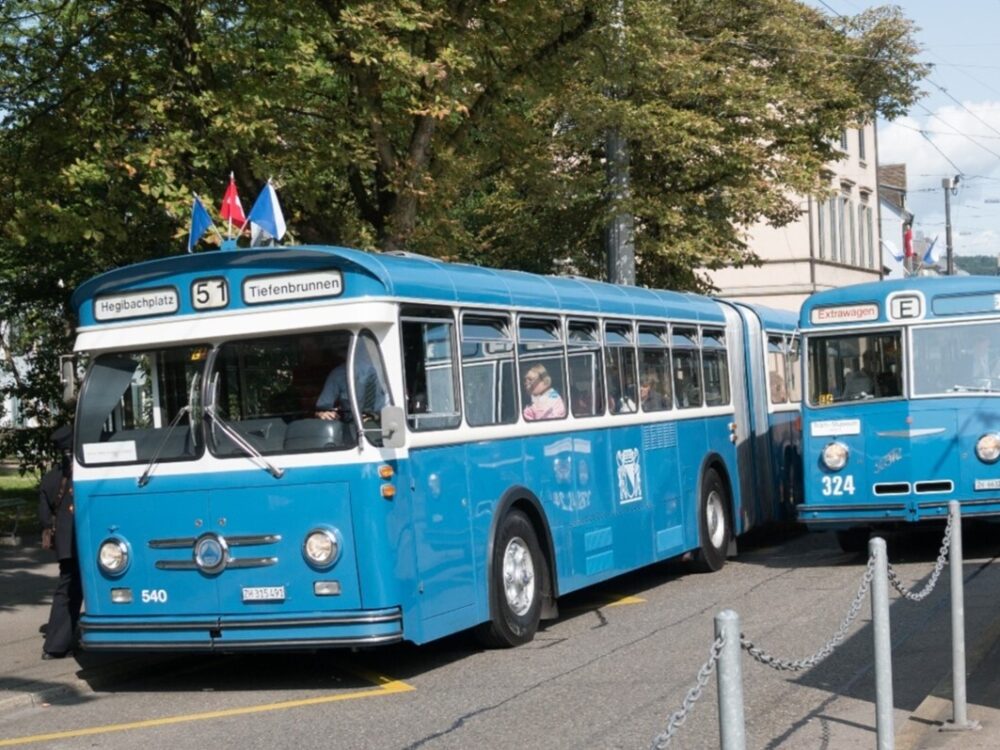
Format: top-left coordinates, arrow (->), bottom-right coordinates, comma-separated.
799,275 -> 1000,550
69,244 -> 799,651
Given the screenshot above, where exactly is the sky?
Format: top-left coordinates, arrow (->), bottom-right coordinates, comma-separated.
807,0 -> 1000,257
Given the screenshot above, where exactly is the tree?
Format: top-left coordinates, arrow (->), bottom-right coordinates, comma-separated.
0,1 -> 926,464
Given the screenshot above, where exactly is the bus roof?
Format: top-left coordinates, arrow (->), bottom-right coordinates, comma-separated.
71,244 -> 727,327
800,275 -> 1000,330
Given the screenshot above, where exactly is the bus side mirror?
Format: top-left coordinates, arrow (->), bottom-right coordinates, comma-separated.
380,405 -> 406,449
59,354 -> 76,404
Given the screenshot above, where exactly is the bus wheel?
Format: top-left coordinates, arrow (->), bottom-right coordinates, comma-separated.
692,468 -> 730,573
475,509 -> 543,648
836,528 -> 870,554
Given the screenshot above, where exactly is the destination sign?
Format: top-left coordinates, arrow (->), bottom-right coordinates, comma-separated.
809,303 -> 879,325
242,270 -> 344,305
94,288 -> 179,321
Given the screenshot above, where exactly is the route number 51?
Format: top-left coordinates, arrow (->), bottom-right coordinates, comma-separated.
192,278 -> 229,310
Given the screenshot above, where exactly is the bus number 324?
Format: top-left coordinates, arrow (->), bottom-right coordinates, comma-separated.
821,475 -> 856,496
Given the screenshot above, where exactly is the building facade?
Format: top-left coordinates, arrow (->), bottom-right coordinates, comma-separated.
706,125 -> 881,311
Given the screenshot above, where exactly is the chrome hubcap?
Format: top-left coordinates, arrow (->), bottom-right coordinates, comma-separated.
502,536 -> 535,616
706,490 -> 726,549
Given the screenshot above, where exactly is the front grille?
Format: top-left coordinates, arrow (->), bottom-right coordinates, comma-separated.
149,533 -> 281,571
914,480 -> 954,494
874,482 -> 910,495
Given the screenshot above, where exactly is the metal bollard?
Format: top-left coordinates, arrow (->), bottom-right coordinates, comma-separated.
944,500 -> 980,731
870,537 -> 894,750
715,610 -> 746,750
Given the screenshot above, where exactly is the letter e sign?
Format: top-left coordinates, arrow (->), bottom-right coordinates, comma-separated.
888,292 -> 924,321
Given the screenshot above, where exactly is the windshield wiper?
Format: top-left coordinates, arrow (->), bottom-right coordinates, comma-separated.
137,405 -> 191,488
205,405 -> 285,479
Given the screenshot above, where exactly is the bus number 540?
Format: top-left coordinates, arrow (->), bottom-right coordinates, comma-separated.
821,475 -> 855,496
141,589 -> 168,604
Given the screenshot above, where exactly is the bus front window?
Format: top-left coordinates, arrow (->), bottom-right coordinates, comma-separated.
77,346 -> 207,465
209,330 -> 393,455
807,331 -> 902,406
913,322 -> 1000,395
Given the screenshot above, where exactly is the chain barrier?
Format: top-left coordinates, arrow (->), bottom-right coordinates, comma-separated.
740,552 -> 876,672
886,511 -> 953,601
650,633 -> 726,749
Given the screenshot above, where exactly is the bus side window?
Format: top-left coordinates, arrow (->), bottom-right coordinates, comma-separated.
354,329 -> 394,446
767,335 -> 788,404
638,323 -> 671,412
702,328 -> 729,406
518,316 -> 567,422
786,336 -> 802,403
401,309 -> 461,431
605,321 -> 638,414
672,326 -> 702,408
461,313 -> 517,427
568,319 -> 605,417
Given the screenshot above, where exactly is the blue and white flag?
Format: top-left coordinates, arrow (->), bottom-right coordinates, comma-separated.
247,180 -> 286,245
923,235 -> 940,265
880,238 -> 904,263
188,193 -> 215,253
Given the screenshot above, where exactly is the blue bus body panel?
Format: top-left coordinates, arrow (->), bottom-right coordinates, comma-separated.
76,464 -> 411,650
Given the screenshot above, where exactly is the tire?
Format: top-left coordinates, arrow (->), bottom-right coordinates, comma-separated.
692,468 -> 731,573
475,509 -> 544,648
836,528 -> 870,554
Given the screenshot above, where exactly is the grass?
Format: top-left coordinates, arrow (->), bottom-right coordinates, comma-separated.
0,470 -> 42,536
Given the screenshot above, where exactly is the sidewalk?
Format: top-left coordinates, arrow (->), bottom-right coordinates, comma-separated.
0,544 -> 144,713
897,609 -> 1000,749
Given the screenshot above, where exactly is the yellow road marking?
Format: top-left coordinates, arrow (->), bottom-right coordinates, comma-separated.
0,669 -> 413,747
605,594 -> 645,607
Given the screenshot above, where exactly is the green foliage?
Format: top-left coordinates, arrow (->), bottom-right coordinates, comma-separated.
0,0 -> 926,466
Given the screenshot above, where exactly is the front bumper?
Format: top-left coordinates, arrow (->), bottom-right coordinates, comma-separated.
80,607 -> 403,651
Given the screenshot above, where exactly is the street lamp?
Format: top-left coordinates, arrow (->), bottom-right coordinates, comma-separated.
942,175 -> 960,275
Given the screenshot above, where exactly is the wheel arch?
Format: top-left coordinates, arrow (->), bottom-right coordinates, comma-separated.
488,486 -> 559,619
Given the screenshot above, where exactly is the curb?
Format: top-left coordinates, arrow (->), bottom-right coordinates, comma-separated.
0,655 -> 152,715
896,610 -> 1000,750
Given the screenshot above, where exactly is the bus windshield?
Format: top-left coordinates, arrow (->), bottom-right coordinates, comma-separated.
912,321 -> 1000,395
77,345 -> 207,465
208,329 -> 394,455
807,331 -> 902,405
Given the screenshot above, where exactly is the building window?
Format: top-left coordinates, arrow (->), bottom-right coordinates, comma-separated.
816,199 -> 826,260
828,195 -> 839,262
839,130 -> 849,151
858,128 -> 867,162
847,196 -> 857,265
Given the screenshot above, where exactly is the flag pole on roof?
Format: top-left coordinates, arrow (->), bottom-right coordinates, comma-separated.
187,193 -> 222,253
219,172 -> 246,239
240,178 -> 287,247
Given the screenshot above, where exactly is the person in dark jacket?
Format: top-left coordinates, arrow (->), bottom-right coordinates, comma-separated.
37,424 -> 81,659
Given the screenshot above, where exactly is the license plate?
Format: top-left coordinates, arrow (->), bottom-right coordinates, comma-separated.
242,585 -> 285,602
975,479 -> 1000,491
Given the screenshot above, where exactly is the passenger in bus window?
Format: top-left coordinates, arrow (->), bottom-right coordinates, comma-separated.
843,351 -> 875,399
640,374 -> 665,411
522,364 -> 566,421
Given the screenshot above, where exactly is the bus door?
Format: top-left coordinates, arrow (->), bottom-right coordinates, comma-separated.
400,312 -> 477,632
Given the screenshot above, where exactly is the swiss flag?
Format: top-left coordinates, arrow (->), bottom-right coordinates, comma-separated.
220,173 -> 246,225
903,226 -> 914,258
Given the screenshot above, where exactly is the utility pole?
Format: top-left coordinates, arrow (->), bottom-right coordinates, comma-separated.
942,175 -> 960,275
604,0 -> 635,286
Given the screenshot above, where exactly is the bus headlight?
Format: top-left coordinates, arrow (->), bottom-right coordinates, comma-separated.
976,433 -> 1000,464
822,442 -> 849,471
303,528 -> 340,568
98,538 -> 130,576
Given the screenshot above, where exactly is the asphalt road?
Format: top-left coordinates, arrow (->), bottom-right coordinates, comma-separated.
2,524 -> 999,750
